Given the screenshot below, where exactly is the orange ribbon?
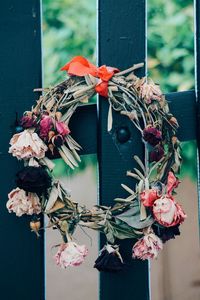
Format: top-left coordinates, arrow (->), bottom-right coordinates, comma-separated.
61,56 -> 119,97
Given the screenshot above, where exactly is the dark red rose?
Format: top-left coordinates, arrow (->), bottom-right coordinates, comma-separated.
153,224 -> 180,243
20,116 -> 37,129
94,245 -> 124,272
16,166 -> 51,194
143,126 -> 162,146
52,134 -> 64,147
150,145 -> 164,162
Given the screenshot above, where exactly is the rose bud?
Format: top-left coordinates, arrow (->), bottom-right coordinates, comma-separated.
94,245 -> 124,272
55,112 -> 62,121
30,219 -> 41,237
48,130 -> 55,141
169,116 -> 179,127
143,126 -> 162,146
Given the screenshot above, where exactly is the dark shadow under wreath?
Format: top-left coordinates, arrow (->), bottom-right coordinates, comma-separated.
7,56 -> 186,272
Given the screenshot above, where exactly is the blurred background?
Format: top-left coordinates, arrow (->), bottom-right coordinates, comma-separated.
42,0 -> 200,299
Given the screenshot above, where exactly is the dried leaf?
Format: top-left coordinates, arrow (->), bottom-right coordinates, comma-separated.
121,184 -> 134,195
107,103 -> 113,132
134,155 -> 145,173
116,204 -> 154,229
47,200 -> 65,213
45,185 -> 59,212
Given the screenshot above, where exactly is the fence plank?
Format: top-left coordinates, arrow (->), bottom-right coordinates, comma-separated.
98,1 -> 149,300
0,1 -> 44,299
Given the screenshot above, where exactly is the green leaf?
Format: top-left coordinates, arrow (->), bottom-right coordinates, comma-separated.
115,203 -> 154,229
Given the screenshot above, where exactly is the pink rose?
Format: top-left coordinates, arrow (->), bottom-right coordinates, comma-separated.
39,115 -> 53,139
7,188 -> 41,217
54,242 -> 88,268
132,231 -> 163,260
56,121 -> 70,137
153,196 -> 186,227
140,189 -> 160,207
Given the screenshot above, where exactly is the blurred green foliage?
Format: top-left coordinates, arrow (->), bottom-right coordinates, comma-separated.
52,154 -> 97,178
148,0 -> 194,92
42,0 -> 96,87
42,0 -> 197,180
181,140 -> 197,182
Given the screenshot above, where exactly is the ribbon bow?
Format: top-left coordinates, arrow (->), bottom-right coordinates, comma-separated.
61,56 -> 119,97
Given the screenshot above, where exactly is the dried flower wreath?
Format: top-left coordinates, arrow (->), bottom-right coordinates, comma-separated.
7,56 -> 186,272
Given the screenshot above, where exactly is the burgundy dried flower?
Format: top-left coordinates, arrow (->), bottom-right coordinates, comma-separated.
20,116 -> 37,129
150,145 -> 164,162
52,134 -> 64,147
94,245 -> 124,272
16,166 -> 51,194
152,224 -> 180,243
143,126 -> 162,146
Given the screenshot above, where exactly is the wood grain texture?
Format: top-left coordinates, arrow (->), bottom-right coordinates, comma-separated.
0,1 -> 44,299
98,1 -> 149,300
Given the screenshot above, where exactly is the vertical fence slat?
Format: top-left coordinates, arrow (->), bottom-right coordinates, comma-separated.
195,0 -> 200,229
98,1 -> 149,300
0,1 -> 44,299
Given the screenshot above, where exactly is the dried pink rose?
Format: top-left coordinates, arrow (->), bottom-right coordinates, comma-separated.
132,232 -> 163,260
9,129 -> 47,160
56,121 -> 70,137
153,196 -> 186,227
6,188 -> 41,217
54,242 -> 88,268
39,115 -> 53,139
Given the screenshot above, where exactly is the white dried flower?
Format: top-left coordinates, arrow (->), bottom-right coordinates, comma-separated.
7,188 -> 41,217
9,129 -> 47,160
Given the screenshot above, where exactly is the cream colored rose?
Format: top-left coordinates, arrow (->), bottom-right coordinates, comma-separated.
7,188 -> 41,217
9,129 -> 47,160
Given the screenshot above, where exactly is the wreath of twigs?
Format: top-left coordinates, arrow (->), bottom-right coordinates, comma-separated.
7,56 -> 186,271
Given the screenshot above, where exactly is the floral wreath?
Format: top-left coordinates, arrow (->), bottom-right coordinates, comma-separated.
7,56 -> 186,272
